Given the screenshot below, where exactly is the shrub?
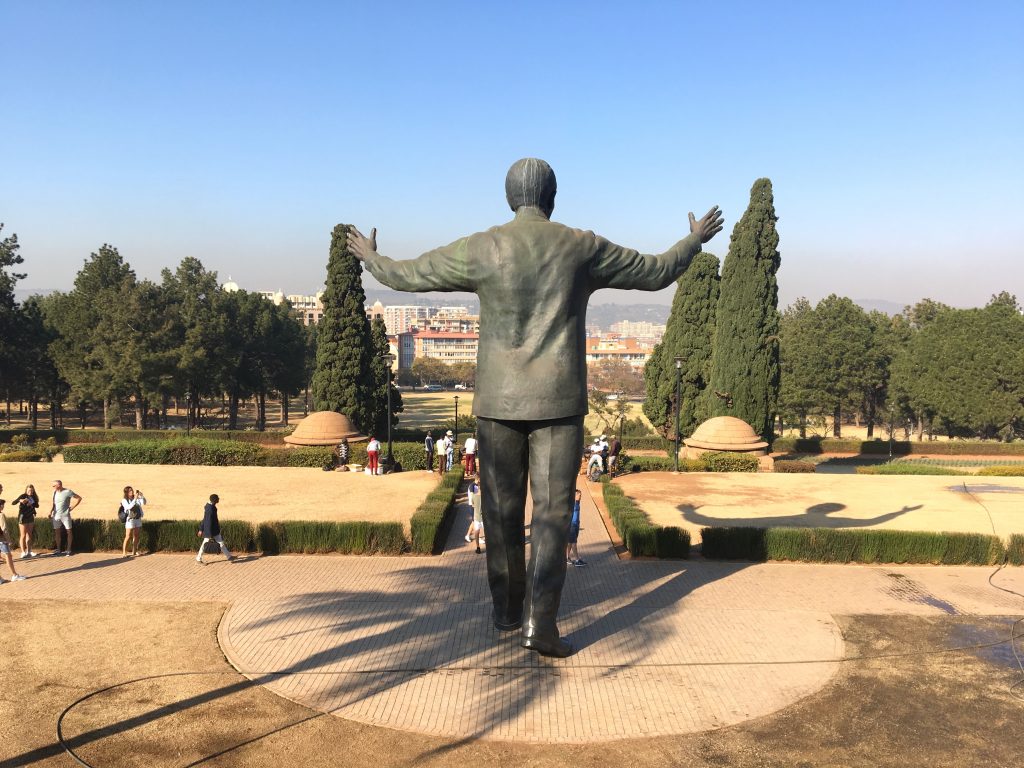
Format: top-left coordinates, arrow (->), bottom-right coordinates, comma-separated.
601,480 -> 690,558
0,451 -> 43,462
409,466 -> 464,554
700,452 -> 760,472
976,465 -> 1024,477
698,526 -> 1004,565
620,455 -> 675,473
772,437 -> 1024,456
1007,534 -> 1024,566
255,520 -> 405,554
621,436 -> 670,452
774,459 -> 816,473
855,463 -> 967,476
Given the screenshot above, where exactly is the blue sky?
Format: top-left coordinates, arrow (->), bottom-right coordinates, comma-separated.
3,0 -> 1022,309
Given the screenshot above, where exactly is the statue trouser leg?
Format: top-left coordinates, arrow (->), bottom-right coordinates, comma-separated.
478,415 -> 583,656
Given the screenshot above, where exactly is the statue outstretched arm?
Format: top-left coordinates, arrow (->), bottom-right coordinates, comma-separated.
348,226 -> 474,292
590,206 -> 724,291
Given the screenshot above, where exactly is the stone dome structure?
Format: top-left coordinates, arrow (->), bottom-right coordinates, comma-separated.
284,411 -> 367,446
684,416 -> 768,457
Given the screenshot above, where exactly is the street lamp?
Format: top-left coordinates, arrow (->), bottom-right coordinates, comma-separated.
453,395 -> 460,448
185,391 -> 192,437
380,354 -> 395,470
674,357 -> 683,473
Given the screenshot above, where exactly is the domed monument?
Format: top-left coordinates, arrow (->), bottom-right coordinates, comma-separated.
683,415 -> 768,458
284,411 -> 366,446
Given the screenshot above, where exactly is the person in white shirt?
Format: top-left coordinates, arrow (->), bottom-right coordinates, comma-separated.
366,436 -> 381,475
120,486 -> 146,557
463,434 -> 478,475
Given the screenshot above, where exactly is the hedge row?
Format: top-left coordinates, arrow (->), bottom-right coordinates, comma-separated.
409,466 -> 465,554
699,526 -> 1006,565
773,437 -> 1024,456
1,428 -> 295,446
976,465 -> 1024,477
3,516 -> 406,555
1008,535 -> 1024,566
618,453 -> 759,473
855,463 -> 967,476
0,451 -> 45,463
773,460 -> 816,473
602,479 -> 690,558
621,436 -> 670,452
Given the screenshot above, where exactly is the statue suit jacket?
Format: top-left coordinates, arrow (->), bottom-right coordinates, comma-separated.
363,207 -> 703,421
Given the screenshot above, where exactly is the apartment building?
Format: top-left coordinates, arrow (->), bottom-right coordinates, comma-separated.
585,335 -> 653,370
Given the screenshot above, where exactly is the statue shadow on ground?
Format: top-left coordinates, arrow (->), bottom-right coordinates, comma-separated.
677,501 -> 922,531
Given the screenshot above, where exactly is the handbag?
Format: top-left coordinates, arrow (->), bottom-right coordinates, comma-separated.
117,505 -> 128,524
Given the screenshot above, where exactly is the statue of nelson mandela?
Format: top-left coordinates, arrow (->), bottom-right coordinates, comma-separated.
348,158 -> 723,656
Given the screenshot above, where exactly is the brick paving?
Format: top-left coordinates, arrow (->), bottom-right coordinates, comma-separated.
1,480 -> 1021,742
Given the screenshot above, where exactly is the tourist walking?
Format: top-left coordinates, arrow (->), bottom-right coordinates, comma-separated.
120,486 -> 146,557
366,436 -> 381,475
13,484 -> 39,558
444,430 -> 455,471
463,433 -> 478,475
50,479 -> 82,557
196,493 -> 233,564
0,500 -> 27,582
566,489 -> 586,566
464,477 -> 484,552
424,431 -> 435,472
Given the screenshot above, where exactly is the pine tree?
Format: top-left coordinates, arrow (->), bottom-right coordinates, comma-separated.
707,178 -> 781,440
642,251 -> 720,439
368,315 -> 404,439
311,224 -> 375,430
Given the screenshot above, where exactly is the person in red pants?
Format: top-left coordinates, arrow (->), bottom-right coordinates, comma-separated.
463,433 -> 478,475
366,436 -> 380,475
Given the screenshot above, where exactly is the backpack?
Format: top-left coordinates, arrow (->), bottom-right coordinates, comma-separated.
117,505 -> 128,524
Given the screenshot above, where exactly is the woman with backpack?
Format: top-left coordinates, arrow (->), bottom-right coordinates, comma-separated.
120,486 -> 146,557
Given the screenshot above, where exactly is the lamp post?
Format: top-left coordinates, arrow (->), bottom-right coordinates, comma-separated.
453,395 -> 460,447
185,391 -> 192,437
674,357 -> 683,473
380,354 -> 395,470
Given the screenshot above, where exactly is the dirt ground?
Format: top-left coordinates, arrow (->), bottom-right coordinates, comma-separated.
0,461 -> 438,530
616,472 -> 1024,542
1,600 -> 1019,767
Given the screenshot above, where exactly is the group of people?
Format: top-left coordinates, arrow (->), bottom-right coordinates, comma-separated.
585,433 -> 622,478
0,479 -> 235,570
423,430 -> 477,475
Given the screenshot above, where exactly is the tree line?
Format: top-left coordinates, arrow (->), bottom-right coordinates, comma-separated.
779,292 -> 1024,441
0,222 -> 403,436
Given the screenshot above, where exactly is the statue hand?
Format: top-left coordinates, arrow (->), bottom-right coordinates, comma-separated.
689,206 -> 724,244
348,226 -> 378,262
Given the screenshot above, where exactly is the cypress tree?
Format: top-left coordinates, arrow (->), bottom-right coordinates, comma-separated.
311,224 -> 375,430
707,178 -> 781,440
368,314 -> 404,438
642,251 -> 720,439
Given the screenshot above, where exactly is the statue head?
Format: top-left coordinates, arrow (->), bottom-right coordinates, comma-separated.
505,158 -> 556,217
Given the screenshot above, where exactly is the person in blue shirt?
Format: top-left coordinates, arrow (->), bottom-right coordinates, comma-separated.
566,489 -> 586,567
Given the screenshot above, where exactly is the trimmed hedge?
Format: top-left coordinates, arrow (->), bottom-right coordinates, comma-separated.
0,428 -> 293,446
409,466 -> 464,554
621,436 -> 671,452
61,439 -> 427,469
1008,535 -> 1024,566
0,451 -> 44,462
976,465 -> 1024,477
618,453 -> 758,474
855,463 -> 967,476
773,437 -> 1024,456
601,479 -> 690,558
3,516 -> 405,555
701,452 -> 759,472
774,459 -> 816,473
700,526 -> 1005,565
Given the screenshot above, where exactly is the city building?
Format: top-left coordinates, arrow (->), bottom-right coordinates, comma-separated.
397,330 -> 479,366
608,320 -> 666,346
585,335 -> 653,370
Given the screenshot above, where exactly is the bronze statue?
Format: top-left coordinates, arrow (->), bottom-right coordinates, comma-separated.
348,158 -> 723,656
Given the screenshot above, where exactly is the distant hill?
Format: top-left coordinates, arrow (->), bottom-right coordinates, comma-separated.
586,303 -> 671,328
13,287 -> 56,302
853,298 -> 905,316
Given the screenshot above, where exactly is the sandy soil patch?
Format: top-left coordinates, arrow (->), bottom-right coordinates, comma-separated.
2,600 -> 1018,767
0,461 -> 439,529
616,472 -> 1024,542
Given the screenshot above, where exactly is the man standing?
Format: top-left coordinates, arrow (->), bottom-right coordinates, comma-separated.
424,431 -> 435,472
608,434 -> 623,477
463,432 -> 478,475
349,158 -> 722,656
442,430 -> 455,471
50,480 -> 82,557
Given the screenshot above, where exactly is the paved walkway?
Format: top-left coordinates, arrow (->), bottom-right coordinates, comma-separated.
1,481 -> 1021,743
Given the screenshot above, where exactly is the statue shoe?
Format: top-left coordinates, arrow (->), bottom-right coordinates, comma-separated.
520,630 -> 572,658
493,611 -> 523,632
